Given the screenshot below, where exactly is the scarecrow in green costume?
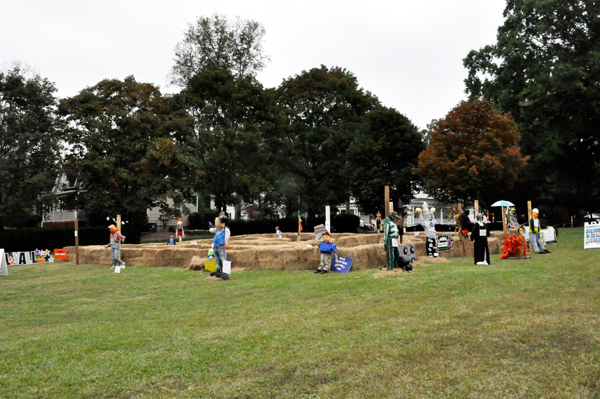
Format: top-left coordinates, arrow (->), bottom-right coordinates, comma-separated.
383,211 -> 401,270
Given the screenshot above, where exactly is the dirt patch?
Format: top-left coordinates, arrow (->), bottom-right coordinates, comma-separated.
373,268 -> 412,278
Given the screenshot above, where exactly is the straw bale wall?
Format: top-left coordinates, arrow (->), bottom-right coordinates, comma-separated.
66,231 -> 505,269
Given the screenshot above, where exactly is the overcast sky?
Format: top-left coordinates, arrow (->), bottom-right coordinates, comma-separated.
1,0 -> 506,130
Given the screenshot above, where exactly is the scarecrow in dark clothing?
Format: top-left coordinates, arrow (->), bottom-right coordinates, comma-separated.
471,213 -> 491,265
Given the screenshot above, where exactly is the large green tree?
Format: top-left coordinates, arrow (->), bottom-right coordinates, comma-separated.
414,99 -> 528,207
276,65 -> 380,215
464,0 -> 600,215
348,107 -> 425,216
183,69 -> 281,213
59,76 -> 195,226
0,67 -> 61,229
170,13 -> 268,87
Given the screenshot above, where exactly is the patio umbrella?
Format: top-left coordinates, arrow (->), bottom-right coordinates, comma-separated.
491,200 -> 515,207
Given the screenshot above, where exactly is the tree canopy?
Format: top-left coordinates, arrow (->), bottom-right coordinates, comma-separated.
348,107 -> 425,215
183,69 -> 281,213
170,13 -> 269,87
276,65 -> 380,215
464,0 -> 600,214
414,99 -> 528,207
59,76 -> 195,226
0,67 -> 61,229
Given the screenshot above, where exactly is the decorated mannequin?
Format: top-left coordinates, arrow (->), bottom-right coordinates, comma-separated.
176,218 -> 184,242
507,207 -> 520,229
471,213 -> 490,265
419,203 -> 439,258
212,214 -> 231,276
529,208 -> 550,254
106,224 -> 126,269
315,233 -> 337,274
383,211 -> 402,270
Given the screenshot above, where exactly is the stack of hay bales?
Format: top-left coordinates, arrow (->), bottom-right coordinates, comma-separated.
66,230 -> 505,270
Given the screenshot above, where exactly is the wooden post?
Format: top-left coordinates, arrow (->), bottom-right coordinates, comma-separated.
502,206 -> 508,235
527,201 -> 532,230
116,214 -> 122,232
474,200 -> 479,217
457,203 -> 465,256
384,186 -> 390,217
74,211 -> 79,265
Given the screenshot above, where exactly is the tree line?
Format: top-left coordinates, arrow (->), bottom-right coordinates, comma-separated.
2,2 -> 599,229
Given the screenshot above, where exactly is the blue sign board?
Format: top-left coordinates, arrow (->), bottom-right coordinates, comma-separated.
331,256 -> 353,273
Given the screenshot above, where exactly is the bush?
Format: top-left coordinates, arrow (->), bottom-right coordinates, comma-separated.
187,209 -> 219,230
0,226 -> 141,253
332,213 -> 360,233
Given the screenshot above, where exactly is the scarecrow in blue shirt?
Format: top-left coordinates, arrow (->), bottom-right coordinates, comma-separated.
315,233 -> 337,274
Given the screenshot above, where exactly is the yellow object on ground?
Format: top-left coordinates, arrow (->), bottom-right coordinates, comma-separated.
204,260 -> 217,272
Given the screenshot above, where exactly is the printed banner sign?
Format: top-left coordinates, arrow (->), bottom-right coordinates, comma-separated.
54,249 -> 67,260
331,256 -> 353,273
3,249 -> 55,266
584,222 -> 600,249
437,235 -> 453,253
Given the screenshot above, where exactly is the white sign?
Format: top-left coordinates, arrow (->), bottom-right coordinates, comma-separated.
190,241 -> 198,245
391,238 -> 399,247
4,249 -> 54,265
584,222 -> 600,249
115,266 -> 122,274
0,249 -> 8,276
222,260 -> 231,274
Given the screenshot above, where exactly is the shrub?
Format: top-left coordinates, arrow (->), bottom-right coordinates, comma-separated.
332,213 -> 360,233
0,226 -> 141,253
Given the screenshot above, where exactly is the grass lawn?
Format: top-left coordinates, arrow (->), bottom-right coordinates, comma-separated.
1,228 -> 599,398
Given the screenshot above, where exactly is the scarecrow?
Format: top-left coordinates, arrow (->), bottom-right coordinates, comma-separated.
315,233 -> 337,274
529,208 -> 550,254
383,211 -> 402,270
177,218 -> 185,242
471,213 -> 490,265
106,224 -> 126,269
418,203 -> 439,258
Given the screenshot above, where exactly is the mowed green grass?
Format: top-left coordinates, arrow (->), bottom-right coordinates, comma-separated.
1,228 -> 599,398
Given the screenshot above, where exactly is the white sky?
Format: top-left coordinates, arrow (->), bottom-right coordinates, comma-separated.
1,0 -> 506,130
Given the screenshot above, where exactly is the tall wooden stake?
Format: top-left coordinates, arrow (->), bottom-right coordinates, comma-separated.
457,203 -> 465,256
74,211 -> 79,265
502,206 -> 508,235
384,186 -> 390,217
527,201 -> 532,230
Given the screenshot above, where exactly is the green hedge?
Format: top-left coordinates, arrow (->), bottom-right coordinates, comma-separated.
0,226 -> 141,253
332,213 -> 361,233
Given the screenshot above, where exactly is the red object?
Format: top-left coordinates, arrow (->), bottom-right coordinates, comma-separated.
501,235 -> 527,259
54,249 -> 67,260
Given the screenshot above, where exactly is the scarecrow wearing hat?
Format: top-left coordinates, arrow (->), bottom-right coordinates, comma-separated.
105,224 -> 126,269
529,208 -> 550,254
315,233 -> 337,274
383,211 -> 402,270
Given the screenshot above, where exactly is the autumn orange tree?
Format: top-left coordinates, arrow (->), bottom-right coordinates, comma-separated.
414,99 -> 527,206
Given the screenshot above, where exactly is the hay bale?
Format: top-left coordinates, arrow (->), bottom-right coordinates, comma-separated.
187,255 -> 206,271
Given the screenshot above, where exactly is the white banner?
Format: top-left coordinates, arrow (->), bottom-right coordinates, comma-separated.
584,222 -> 600,249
